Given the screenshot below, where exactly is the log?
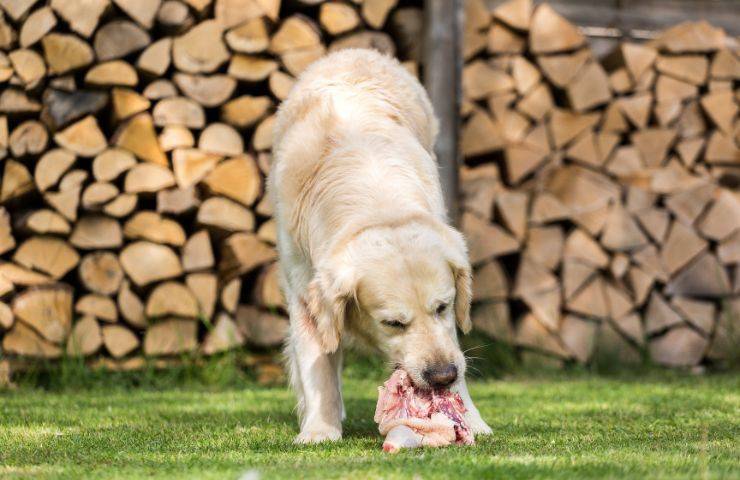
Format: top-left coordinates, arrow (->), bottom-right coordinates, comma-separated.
13,236 -> 80,279
143,319 -> 197,355
17,209 -> 70,235
220,277 -> 241,314
254,262 -> 284,309
19,7 -> 56,47
494,0 -> 531,31
117,279 -> 146,328
157,186 -> 200,215
59,169 -> 88,191
647,293 -> 689,336
9,49 -> 46,88
159,126 -> 194,152
92,148 -> 136,182
529,3 -> 584,54
124,163 -> 176,193
700,90 -> 737,135
228,54 -> 278,82
1,160 -> 34,203
137,39 -> 172,78
35,148 -> 75,193
152,96 -> 205,129
225,17 -> 268,53
43,187 -> 80,222
182,230 -> 214,272
219,233 -> 276,279
94,20 -> 151,61
199,123 -> 243,156
461,212 -> 519,265
197,197 -> 255,232
661,220 -> 708,275
319,2 -> 360,35
172,20 -> 229,73
102,324 -> 139,358
70,216 -> 123,250
202,312 -> 244,355
2,322 -> 61,358
120,241 -> 183,287
50,0 -> 109,37
186,272 -> 217,318
76,293 -> 118,323
81,182 -> 119,210
462,60 -> 513,100
567,62 -> 611,111
146,281 -> 199,318
113,0 -> 161,29
221,95 -> 271,129
42,33 -> 95,74
235,305 -> 289,348
124,211 -> 186,246
0,301 -> 12,330
114,113 -> 168,166
172,148 -> 221,189
53,116 -> 107,157
79,251 -> 124,295
649,326 -> 708,367
9,120 -> 47,157
202,155 -> 261,206
174,73 -> 236,108
157,1 -> 192,30
269,15 -> 321,54
42,89 -> 109,130
85,60 -> 138,87
103,193 -> 138,218
12,284 -> 73,344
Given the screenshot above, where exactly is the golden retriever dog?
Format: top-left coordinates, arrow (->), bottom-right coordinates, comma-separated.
269,48 -> 492,443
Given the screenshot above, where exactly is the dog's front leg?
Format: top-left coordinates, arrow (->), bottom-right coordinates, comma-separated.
289,320 -> 343,443
455,376 -> 493,435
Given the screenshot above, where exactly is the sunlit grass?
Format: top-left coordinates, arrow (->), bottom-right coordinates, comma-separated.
0,358 -> 738,479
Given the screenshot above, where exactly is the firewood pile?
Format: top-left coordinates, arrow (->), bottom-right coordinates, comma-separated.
0,0 -> 422,368
461,0 -> 739,368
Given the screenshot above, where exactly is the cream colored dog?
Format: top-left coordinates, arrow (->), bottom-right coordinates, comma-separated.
269,49 -> 491,443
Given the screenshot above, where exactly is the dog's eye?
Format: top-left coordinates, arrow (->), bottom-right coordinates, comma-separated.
436,303 -> 448,315
382,319 -> 406,329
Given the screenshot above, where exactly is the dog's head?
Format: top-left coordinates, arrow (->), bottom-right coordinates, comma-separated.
304,221 -> 471,389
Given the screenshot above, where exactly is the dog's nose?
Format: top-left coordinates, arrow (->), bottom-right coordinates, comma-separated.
423,363 -> 458,388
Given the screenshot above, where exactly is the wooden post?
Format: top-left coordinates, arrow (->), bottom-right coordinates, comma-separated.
424,0 -> 462,224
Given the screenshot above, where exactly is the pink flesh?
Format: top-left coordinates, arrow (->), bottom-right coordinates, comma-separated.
374,369 -> 474,452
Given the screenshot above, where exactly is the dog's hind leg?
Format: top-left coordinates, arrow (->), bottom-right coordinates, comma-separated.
288,302 -> 343,444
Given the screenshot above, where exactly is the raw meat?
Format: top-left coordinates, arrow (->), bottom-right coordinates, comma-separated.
374,369 -> 474,452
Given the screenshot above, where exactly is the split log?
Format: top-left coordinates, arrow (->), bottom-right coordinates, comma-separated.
102,324 -> 139,358
202,312 -> 244,355
1,160 -> 34,203
76,294 -> 118,323
221,277 -> 241,314
117,279 -> 146,328
202,156 -> 261,206
114,113 -> 168,166
182,230 -> 214,272
53,116 -> 107,158
0,262 -> 51,287
146,281 -> 199,318
236,305 -> 289,348
228,54 -> 278,82
152,97 -> 205,129
157,187 -> 200,215
42,89 -> 109,130
94,20 -> 151,61
103,193 -> 138,218
2,322 -> 61,358
219,233 -> 277,279
225,17 -> 268,53
143,319 -> 197,355
41,33 -> 94,74
172,148 -> 221,189
186,272 -> 217,318
124,211 -> 186,246
92,148 -> 136,182
172,20 -> 230,73
319,2 -> 360,35
124,163 -> 176,193
254,262 -> 284,309
197,197 -> 255,232
0,301 -> 12,330
174,73 -> 236,108
16,209 -> 70,235
159,126 -> 194,152
19,6 -> 57,48
35,148 -> 75,193
13,236 -> 80,279
221,95 -> 271,128
529,3 -> 584,54
12,284 -> 73,344
9,120 -> 47,157
120,241 -> 183,287
198,123 -> 243,156
70,216 -> 123,250
79,251 -> 124,295
81,182 -> 119,210
137,37 -> 172,76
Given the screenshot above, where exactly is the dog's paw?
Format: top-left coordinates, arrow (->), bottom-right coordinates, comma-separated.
294,427 -> 342,444
466,414 -> 493,436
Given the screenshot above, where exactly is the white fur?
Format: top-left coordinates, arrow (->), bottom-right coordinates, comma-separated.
269,49 -> 490,443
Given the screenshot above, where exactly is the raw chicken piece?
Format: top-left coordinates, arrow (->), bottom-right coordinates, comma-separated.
374,369 -> 474,452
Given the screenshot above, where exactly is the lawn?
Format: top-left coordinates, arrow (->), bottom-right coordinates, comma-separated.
0,359 -> 738,480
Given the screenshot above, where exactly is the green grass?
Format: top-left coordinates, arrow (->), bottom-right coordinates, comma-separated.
0,357 -> 738,480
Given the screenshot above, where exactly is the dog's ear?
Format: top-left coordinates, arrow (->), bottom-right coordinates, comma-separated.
304,258 -> 356,353
441,226 -> 473,334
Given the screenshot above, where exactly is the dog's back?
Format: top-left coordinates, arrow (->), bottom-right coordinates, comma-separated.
269,49 -> 445,260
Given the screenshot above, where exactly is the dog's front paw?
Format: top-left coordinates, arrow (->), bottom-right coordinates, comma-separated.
466,414 -> 493,436
294,427 -> 342,444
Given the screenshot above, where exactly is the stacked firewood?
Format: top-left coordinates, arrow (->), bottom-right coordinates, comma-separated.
461,0 -> 739,368
0,0 -> 422,367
